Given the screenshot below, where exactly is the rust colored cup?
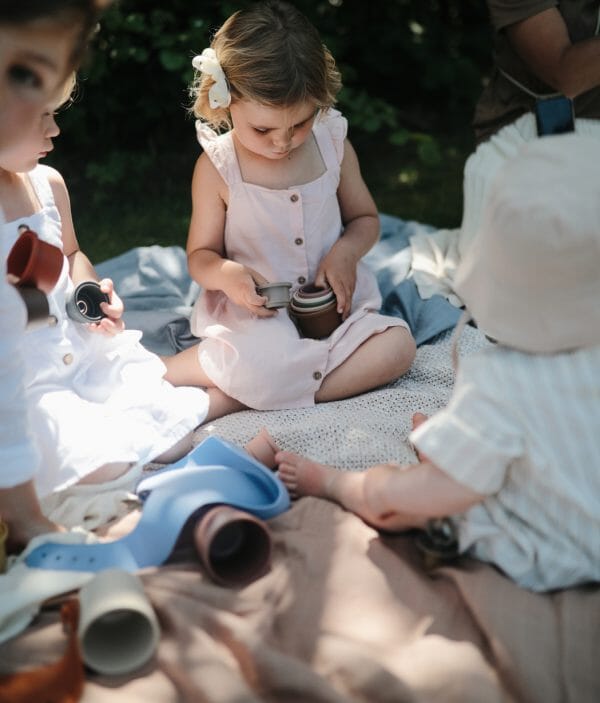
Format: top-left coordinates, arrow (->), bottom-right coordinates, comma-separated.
290,299 -> 342,339
193,505 -> 272,587
6,229 -> 63,294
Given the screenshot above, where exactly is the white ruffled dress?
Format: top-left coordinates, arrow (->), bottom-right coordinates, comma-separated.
3,165 -> 209,499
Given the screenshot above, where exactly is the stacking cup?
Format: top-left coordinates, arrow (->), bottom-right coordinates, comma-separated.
193,505 -> 272,587
66,281 -> 110,323
6,228 -> 64,294
7,228 -> 63,328
289,283 -> 342,339
256,281 -> 292,309
77,569 -> 160,676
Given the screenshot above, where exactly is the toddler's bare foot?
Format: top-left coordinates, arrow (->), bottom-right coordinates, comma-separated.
245,427 -> 280,469
275,450 -> 341,499
411,412 -> 428,430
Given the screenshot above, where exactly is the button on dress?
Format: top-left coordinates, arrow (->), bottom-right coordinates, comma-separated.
190,110 -> 410,410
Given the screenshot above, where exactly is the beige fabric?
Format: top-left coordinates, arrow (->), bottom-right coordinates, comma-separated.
1,498 -> 599,702
454,133 -> 600,352
1,327 -> 599,700
409,115 -> 600,305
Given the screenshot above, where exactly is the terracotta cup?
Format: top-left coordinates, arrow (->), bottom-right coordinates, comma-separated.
77,569 -> 160,676
6,229 -> 63,294
193,505 -> 272,587
289,283 -> 342,339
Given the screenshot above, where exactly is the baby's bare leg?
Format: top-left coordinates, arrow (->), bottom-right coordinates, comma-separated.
276,450 -> 430,531
315,327 -> 415,403
276,450 -> 366,510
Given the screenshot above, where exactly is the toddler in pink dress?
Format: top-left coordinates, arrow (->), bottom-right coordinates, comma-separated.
163,1 -> 415,413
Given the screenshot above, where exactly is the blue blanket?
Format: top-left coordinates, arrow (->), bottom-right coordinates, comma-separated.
96,214 -> 460,356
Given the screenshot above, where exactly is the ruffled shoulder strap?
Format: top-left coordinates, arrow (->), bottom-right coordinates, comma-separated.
195,121 -> 242,185
313,108 -> 348,168
27,164 -> 57,210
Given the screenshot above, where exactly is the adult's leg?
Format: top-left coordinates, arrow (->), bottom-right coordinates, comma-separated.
315,326 -> 415,403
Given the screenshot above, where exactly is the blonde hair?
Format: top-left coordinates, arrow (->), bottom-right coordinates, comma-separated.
191,1 -> 341,130
55,72 -> 77,109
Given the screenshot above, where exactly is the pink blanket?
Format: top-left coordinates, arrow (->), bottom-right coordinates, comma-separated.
2,497 -> 598,702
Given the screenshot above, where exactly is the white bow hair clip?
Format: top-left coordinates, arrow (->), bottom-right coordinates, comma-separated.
192,48 -> 231,109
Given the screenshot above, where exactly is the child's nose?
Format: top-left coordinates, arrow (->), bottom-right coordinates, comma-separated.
273,128 -> 293,148
45,115 -> 60,138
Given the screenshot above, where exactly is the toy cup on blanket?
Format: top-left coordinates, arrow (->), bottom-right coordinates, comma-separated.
193,505 -> 272,586
289,283 -> 343,339
6,228 -> 63,329
66,281 -> 109,323
256,281 -> 292,309
77,569 -> 160,676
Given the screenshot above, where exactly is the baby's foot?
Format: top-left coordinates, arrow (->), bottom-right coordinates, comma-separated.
245,427 -> 280,469
411,412 -> 428,430
275,450 -> 340,499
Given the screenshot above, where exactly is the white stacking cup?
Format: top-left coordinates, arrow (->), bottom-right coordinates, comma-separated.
77,569 -> 160,676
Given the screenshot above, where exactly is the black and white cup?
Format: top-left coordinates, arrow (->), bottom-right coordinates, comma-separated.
66,281 -> 110,323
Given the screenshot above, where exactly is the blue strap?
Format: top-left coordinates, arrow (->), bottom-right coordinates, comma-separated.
25,437 -> 290,573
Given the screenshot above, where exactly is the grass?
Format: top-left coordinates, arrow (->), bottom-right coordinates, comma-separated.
63,127 -> 473,266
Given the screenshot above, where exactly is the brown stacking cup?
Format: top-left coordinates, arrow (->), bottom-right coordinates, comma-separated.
6,229 -> 63,294
290,299 -> 342,339
193,505 -> 272,587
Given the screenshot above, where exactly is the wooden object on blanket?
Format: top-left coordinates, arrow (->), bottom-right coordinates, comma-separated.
0,599 -> 83,703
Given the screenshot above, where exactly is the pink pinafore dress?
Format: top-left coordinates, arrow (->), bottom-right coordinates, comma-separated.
190,110 -> 409,410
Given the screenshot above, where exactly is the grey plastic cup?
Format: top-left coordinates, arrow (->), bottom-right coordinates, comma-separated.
77,569 -> 160,676
256,282 -> 292,309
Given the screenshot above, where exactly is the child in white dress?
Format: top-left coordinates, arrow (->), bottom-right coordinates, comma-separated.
1,69 -> 209,548
276,134 -> 600,592
162,1 -> 415,412
0,0 -> 114,548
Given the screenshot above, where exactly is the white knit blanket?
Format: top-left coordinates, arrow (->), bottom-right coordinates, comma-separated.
192,325 -> 491,471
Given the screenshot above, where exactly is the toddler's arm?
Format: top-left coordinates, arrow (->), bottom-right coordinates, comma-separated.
0,481 -> 62,551
315,139 -> 379,319
47,168 -> 124,335
186,154 -> 274,318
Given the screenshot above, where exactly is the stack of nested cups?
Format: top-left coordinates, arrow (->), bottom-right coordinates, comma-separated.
289,283 -> 342,339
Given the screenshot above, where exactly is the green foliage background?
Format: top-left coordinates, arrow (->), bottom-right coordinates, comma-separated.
47,0 -> 493,263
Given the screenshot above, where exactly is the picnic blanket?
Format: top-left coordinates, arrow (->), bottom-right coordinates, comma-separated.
1,214 -> 598,702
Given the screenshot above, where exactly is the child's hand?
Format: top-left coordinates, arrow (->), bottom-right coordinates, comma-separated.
88,278 -> 125,336
315,242 -> 358,320
222,263 -> 276,318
